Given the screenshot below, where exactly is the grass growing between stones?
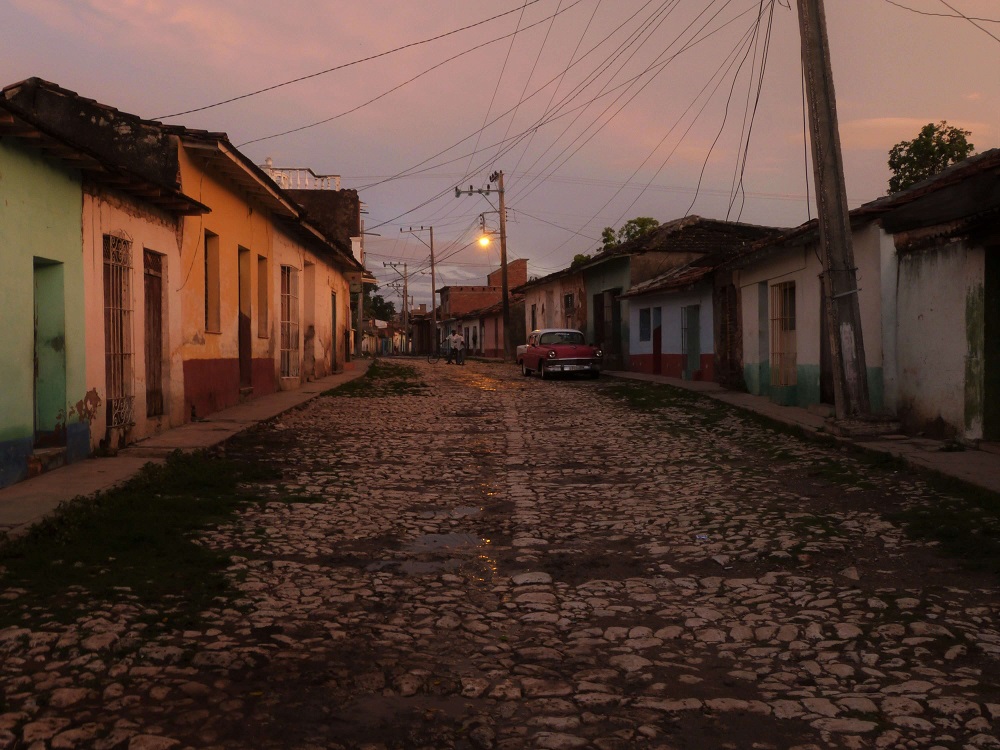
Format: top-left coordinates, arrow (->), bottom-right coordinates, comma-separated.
889,478 -> 1000,575
599,381 -> 733,432
323,359 -> 426,397
0,450 -> 274,629
599,377 -> 1000,576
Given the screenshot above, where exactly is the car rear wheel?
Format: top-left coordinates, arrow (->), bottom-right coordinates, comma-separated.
521,361 -> 531,376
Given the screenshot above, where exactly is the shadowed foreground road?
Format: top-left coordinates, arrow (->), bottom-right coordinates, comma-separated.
2,359 -> 999,749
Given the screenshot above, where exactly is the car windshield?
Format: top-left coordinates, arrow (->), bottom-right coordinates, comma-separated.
539,331 -> 585,346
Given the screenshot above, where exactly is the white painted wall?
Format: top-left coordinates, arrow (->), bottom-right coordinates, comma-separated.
739,245 -> 821,368
629,286 -> 714,356
879,223 -> 901,413
894,241 -> 984,439
739,228 -> 885,372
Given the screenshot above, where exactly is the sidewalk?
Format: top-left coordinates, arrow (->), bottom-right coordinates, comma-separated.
0,363 -> 370,539
604,370 -> 1000,496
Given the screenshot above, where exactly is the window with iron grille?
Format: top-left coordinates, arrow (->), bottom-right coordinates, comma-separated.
564,293 -> 574,312
104,233 -> 135,429
280,265 -> 300,377
770,281 -> 797,386
639,308 -> 651,342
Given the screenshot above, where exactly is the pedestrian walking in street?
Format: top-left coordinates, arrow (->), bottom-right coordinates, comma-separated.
455,330 -> 466,365
446,329 -> 461,364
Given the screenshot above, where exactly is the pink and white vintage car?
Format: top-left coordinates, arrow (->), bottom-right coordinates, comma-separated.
516,328 -> 603,379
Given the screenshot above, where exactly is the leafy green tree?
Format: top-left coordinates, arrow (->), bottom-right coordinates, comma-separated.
887,121 -> 975,194
570,253 -> 591,269
363,285 -> 396,321
600,217 -> 660,251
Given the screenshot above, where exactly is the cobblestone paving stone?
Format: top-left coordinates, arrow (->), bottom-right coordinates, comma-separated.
2,359 -> 1000,749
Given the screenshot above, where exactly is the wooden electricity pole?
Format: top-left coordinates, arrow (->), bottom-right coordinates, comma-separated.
796,0 -> 871,419
456,172 -> 512,362
491,170 -> 512,363
402,226 -> 438,352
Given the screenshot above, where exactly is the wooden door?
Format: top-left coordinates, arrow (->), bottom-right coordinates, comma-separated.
238,248 -> 251,388
143,250 -> 164,416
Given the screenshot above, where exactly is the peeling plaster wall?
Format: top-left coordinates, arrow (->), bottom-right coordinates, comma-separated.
0,138 -> 87,487
271,226 -> 353,389
522,272 -> 587,336
895,240 -> 985,440
82,187 -> 185,449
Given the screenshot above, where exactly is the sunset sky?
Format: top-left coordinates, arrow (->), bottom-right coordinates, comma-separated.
4,0 -> 998,307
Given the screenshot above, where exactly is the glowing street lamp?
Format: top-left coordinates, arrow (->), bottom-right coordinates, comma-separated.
478,235 -> 491,248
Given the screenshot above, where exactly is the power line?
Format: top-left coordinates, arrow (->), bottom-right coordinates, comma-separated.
882,0 -> 999,23
509,0 -> 753,208
510,0 -> 602,178
507,0 -> 686,204
936,0 -> 1000,42
352,0 -> 674,194
727,0 -> 777,221
155,0 -> 550,119
529,2 -> 766,263
237,0 -> 588,148
516,0 -> 762,259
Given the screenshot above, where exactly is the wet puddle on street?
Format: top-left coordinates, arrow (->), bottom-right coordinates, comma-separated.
415,506 -> 483,520
402,532 -> 482,553
364,531 -> 495,578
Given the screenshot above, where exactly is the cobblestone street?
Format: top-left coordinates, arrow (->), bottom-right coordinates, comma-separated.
2,359 -> 1000,750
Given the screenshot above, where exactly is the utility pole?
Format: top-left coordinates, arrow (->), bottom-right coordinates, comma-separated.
796,0 -> 870,419
402,226 -> 437,353
456,172 -> 511,362
383,262 -> 409,354
357,217 -> 366,358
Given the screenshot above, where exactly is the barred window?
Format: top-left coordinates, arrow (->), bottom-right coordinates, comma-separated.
280,266 -> 300,377
104,233 -> 134,429
770,281 -> 797,386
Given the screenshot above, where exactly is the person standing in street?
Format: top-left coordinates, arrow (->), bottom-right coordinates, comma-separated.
455,330 -> 466,365
446,329 -> 460,364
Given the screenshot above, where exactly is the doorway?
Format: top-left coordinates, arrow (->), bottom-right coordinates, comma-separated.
33,258 -> 67,447
144,250 -> 164,417
331,292 -> 338,372
238,248 -> 252,389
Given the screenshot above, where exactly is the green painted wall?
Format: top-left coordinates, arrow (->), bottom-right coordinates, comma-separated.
0,139 -> 85,484
744,362 -> 884,412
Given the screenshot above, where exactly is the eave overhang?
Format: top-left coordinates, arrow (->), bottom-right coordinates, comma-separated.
0,108 -> 209,216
